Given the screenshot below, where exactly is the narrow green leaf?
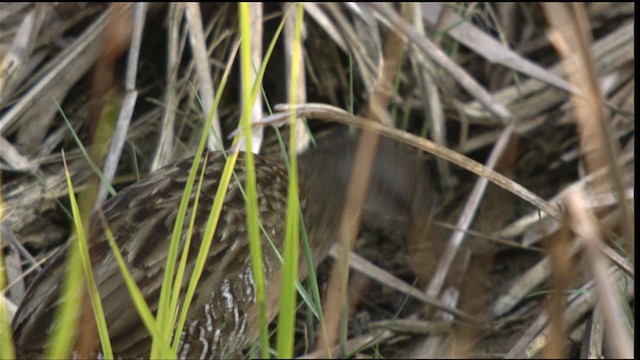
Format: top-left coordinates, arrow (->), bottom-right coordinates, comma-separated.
169,154 -> 209,325
0,204 -> 16,360
239,3 -> 269,358
97,211 -> 174,357
44,154 -> 86,359
276,4 -> 305,358
152,35 -> 235,360
273,128 -> 325,323
61,154 -> 114,359
55,98 -> 117,196
171,38 -> 240,354
173,4 -> 291,355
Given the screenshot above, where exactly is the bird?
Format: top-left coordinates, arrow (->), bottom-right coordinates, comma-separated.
11,129 -> 433,358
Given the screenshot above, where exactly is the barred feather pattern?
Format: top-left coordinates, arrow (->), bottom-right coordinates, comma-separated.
12,131 -> 433,358
13,153 -> 294,358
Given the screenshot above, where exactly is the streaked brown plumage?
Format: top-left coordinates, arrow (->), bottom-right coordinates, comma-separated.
12,130 -> 433,358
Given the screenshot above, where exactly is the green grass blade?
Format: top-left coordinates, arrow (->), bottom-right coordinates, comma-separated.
61,154 -> 113,359
238,3 -> 269,358
96,211 -> 174,357
170,39 -> 240,354
55,98 -> 118,196
172,4 -> 290,355
44,168 -> 85,358
151,40 -> 237,360
42,248 -> 83,359
0,198 -> 16,360
151,154 -> 201,355
231,163 -> 321,321
276,4 -> 305,358
273,129 -> 325,323
169,154 -> 209,324
172,149 -> 241,354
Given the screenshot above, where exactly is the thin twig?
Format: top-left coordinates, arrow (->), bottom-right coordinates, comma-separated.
96,3 -> 145,207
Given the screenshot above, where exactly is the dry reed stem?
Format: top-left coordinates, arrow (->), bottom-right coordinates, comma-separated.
544,220 -> 574,358
424,123 -> 514,299
185,2 -> 223,151
580,304 -> 604,358
368,3 -> 511,122
315,4 -> 408,355
506,267 -> 631,358
95,3 -> 144,207
150,3 -> 182,171
1,4 -> 633,357
544,2 -> 634,261
270,103 -> 634,278
327,245 -> 480,324
564,189 -> 633,358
